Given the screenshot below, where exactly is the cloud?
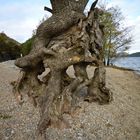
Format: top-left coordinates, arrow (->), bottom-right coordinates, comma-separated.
0,0 -> 51,42
0,18 -> 39,42
128,16 -> 140,53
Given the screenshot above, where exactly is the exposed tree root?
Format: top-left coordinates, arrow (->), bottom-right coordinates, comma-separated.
12,1 -> 113,139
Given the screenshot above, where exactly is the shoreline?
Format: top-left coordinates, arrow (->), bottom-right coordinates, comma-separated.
106,65 -> 140,81
107,65 -> 140,75
111,57 -> 140,74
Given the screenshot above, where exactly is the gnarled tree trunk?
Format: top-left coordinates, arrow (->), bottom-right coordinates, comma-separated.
12,0 -> 112,139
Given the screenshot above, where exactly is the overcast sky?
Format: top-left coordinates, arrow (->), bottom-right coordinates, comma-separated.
0,0 -> 140,53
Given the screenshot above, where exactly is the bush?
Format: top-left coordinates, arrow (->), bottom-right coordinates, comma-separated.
21,37 -> 34,56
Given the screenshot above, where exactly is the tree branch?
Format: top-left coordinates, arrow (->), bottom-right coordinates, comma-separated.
90,0 -> 98,11
44,6 -> 53,13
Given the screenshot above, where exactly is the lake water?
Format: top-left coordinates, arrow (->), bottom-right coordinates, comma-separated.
112,57 -> 140,73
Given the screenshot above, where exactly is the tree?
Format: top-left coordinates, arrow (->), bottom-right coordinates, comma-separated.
98,4 -> 133,65
12,1 -> 112,139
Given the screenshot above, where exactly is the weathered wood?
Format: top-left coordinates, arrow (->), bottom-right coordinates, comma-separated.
12,1 -> 113,139
85,67 -> 113,104
44,6 -> 53,13
15,0 -> 89,68
50,0 -> 89,14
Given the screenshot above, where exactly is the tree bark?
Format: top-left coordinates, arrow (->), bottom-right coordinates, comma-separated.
12,1 -> 113,139
85,66 -> 112,104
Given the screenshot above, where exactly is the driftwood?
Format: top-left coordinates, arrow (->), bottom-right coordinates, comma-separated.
12,0 -> 112,139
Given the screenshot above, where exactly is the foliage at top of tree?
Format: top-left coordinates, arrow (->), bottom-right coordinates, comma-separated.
98,3 -> 133,65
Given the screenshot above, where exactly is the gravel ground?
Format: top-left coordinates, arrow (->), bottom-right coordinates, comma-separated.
0,61 -> 40,140
0,60 -> 140,140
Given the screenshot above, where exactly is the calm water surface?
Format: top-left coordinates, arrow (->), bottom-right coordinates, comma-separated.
112,57 -> 140,73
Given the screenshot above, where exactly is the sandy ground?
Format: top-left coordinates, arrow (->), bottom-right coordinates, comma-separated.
0,60 -> 140,140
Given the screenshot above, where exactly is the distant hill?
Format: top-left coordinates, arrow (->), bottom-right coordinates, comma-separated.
0,32 -> 21,62
129,52 -> 140,57
117,52 -> 129,57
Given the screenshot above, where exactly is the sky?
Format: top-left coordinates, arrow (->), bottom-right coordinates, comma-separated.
0,0 -> 140,53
